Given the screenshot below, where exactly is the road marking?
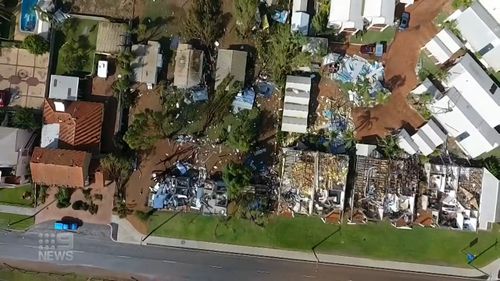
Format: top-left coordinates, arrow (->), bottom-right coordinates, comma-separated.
162,260 -> 177,264
117,255 -> 132,259
22,245 -> 38,249
303,275 -> 316,279
210,265 -> 223,269
73,250 -> 84,254
257,270 -> 270,274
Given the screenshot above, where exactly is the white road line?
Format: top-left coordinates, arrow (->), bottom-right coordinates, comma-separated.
22,245 -> 38,249
117,255 -> 132,259
303,275 -> 316,279
257,270 -> 270,274
72,250 -> 84,253
162,260 -> 177,264
210,265 -> 223,269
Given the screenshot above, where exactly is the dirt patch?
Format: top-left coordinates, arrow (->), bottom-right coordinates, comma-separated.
131,84 -> 163,116
313,77 -> 350,131
70,0 -> 135,19
35,184 -> 115,225
353,0 -> 448,139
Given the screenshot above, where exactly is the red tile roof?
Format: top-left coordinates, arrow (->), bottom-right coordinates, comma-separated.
30,147 -> 91,188
43,99 -> 104,153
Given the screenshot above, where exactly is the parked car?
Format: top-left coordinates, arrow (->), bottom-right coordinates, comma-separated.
399,12 -> 410,31
360,43 -> 376,54
54,221 -> 78,231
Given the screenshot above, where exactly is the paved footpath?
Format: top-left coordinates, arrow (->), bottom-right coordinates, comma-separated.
110,215 -> 500,279
0,204 -> 35,216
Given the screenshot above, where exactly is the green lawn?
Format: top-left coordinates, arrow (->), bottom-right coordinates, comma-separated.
0,185 -> 33,206
54,19 -> 99,76
350,27 -> 396,44
149,212 -> 500,267
0,212 -> 34,230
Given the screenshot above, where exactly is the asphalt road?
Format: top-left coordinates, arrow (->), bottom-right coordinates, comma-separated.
0,228 -> 480,281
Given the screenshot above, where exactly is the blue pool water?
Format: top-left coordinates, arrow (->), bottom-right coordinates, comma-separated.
20,0 -> 39,32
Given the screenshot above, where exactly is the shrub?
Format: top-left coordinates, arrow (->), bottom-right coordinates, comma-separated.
72,200 -> 84,210
55,187 -> 72,209
135,209 -> 155,222
21,34 -> 49,55
93,194 -> 103,201
82,188 -> 92,201
88,202 -> 98,215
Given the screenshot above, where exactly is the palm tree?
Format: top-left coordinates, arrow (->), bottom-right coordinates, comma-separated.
379,134 -> 402,159
343,129 -> 357,151
100,154 -> 132,200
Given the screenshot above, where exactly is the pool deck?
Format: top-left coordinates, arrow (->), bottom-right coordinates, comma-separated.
0,48 -> 49,109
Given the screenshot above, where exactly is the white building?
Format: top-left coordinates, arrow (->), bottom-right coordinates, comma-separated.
454,0 -> 500,71
363,0 -> 395,31
428,54 -> 500,158
281,76 -> 311,134
215,49 -> 247,89
479,168 -> 500,230
0,127 -> 36,185
48,75 -> 79,101
328,0 -> 364,33
132,41 -> 163,89
291,0 -> 310,35
423,29 -> 464,64
398,119 -> 447,156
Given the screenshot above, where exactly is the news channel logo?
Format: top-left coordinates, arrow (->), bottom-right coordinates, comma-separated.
38,232 -> 74,261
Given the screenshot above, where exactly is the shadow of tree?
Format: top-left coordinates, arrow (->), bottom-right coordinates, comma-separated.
355,110 -> 379,131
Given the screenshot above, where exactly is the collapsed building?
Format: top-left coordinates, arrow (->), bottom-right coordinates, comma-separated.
350,155 -> 420,228
279,149 -> 349,223
415,163 -> 500,231
148,162 -> 228,216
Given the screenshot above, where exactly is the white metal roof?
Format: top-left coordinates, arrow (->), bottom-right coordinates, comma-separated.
424,29 -> 463,64
283,103 -> 309,119
292,0 -> 308,12
132,41 -> 162,85
215,49 -> 247,89
398,129 -> 418,155
49,75 -> 79,101
411,130 -> 436,156
291,12 -> 310,35
419,119 -> 447,147
355,143 -> 377,156
0,127 -> 23,166
41,124 -> 60,149
363,0 -> 395,26
446,54 -> 500,127
455,1 -> 500,71
328,0 -> 363,31
479,168 -> 500,230
281,116 -> 308,133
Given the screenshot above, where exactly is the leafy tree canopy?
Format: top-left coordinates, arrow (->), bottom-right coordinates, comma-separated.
222,163 -> 252,200
22,34 -> 49,55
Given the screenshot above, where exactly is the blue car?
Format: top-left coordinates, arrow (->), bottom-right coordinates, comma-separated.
399,12 -> 410,31
54,221 -> 78,231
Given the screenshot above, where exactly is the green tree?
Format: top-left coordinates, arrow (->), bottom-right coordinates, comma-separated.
379,135 -> 402,159
123,112 -> 161,151
452,0 -> 473,9
234,0 -> 259,38
257,25 -> 311,85
182,0 -> 225,47
225,108 -> 261,152
222,163 -> 252,200
311,0 -> 329,35
55,187 -> 72,208
21,34 -> 49,55
484,156 -> 500,179
100,154 -> 132,201
343,129 -> 357,151
60,38 -> 87,74
12,107 -> 40,130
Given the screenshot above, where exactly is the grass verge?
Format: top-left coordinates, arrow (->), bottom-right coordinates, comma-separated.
0,264 -> 109,281
0,185 -> 33,206
0,212 -> 34,230
148,212 -> 500,267
350,27 -> 396,44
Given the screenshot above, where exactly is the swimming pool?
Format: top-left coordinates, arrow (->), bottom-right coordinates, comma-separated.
20,0 -> 39,33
